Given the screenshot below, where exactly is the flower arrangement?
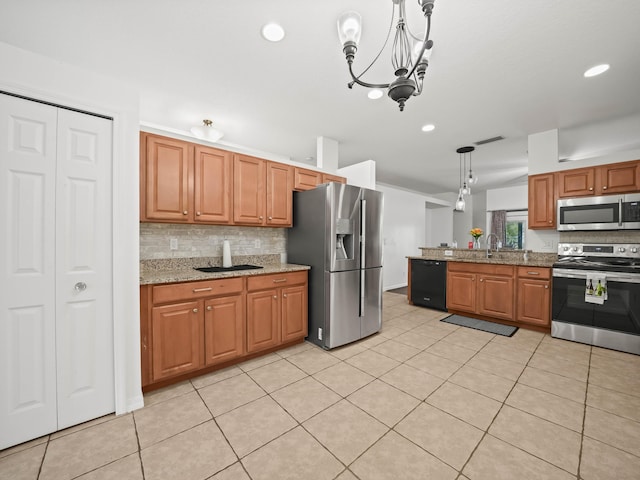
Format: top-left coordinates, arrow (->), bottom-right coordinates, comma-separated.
469,228 -> 483,239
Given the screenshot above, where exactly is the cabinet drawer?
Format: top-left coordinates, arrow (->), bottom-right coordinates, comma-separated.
448,262 -> 514,277
152,277 -> 244,304
247,271 -> 308,291
517,266 -> 550,280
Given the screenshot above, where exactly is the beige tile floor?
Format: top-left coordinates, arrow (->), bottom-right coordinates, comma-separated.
3,291 -> 640,479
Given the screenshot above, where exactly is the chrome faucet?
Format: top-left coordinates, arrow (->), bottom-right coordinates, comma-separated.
486,233 -> 500,258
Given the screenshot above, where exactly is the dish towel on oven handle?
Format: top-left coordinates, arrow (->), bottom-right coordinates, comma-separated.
585,273 -> 607,305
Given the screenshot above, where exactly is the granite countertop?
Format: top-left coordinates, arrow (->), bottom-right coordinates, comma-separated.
409,247 -> 557,268
140,254 -> 310,285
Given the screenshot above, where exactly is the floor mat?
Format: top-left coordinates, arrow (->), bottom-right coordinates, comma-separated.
441,314 -> 518,337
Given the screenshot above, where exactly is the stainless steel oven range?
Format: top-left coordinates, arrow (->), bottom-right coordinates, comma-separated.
552,243 -> 640,355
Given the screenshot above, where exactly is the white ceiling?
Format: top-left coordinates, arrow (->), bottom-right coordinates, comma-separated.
2,0 -> 640,195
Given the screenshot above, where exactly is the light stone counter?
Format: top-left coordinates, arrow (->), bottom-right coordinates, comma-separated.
140,254 -> 310,285
408,247 -> 557,268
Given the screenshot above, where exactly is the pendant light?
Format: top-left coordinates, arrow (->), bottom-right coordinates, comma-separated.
466,146 -> 478,184
454,147 -> 466,212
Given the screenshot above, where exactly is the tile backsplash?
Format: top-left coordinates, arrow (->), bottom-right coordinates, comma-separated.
140,223 -> 287,260
559,231 -> 640,244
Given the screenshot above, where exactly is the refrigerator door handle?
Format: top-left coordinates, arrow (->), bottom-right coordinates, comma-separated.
360,269 -> 365,317
361,199 -> 366,269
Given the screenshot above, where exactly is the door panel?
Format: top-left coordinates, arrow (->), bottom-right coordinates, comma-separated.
361,267 -> 382,338
0,95 -> 58,449
327,270 -> 361,348
361,188 -> 383,269
55,109 -> 114,428
281,285 -> 307,342
194,146 -> 232,223
204,295 -> 244,365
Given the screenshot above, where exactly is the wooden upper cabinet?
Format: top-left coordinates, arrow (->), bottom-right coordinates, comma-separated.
141,132 -> 192,222
596,161 -> 640,194
233,154 -> 266,225
266,162 -> 293,226
557,167 -> 595,198
528,173 -> 556,229
194,146 -> 233,224
557,160 -> 640,198
322,173 -> 346,184
294,167 -> 322,191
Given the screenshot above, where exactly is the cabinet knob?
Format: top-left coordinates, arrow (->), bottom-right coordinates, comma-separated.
192,308 -> 198,313
196,211 -> 201,216
545,285 -> 549,289
183,210 -> 188,215
283,293 -> 287,298
480,278 -> 484,282
548,220 -> 552,224
206,305 -> 212,311
589,187 -> 593,191
259,216 -> 264,220
602,186 -> 607,190
268,216 -> 273,220
273,295 -> 277,299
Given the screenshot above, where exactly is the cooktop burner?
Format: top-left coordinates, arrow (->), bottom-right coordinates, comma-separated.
554,243 -> 640,274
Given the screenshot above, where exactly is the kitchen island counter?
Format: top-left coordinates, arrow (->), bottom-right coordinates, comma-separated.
408,247 -> 556,268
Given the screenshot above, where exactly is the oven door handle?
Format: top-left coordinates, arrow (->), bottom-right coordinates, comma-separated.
553,268 -> 640,284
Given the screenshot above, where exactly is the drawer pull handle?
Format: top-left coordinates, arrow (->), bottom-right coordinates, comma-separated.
193,287 -> 213,292
527,271 -> 540,275
273,279 -> 287,283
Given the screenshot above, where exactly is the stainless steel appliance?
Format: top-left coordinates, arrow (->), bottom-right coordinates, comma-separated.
288,183 -> 383,349
557,193 -> 640,231
410,259 -> 447,311
552,243 -> 640,355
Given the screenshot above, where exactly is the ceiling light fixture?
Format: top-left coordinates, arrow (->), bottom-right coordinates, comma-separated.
421,123 -> 435,132
337,0 -> 435,111
190,119 -> 224,142
261,23 -> 285,42
584,64 -> 610,78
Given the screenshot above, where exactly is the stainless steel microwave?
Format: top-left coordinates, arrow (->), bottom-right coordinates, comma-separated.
557,193 -> 640,231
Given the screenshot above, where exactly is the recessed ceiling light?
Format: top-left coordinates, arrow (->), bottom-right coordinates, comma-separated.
261,23 -> 285,42
584,64 -> 610,78
368,89 -> 384,100
421,124 -> 435,132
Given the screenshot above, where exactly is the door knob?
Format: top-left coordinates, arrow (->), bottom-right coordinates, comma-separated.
74,282 -> 87,292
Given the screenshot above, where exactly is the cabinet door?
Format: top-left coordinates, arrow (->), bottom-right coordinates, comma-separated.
516,278 -> 550,326
151,301 -> 203,381
281,285 -> 308,342
478,275 -> 514,320
322,173 -> 346,184
246,290 -> 280,353
294,167 -> 322,191
446,272 -> 476,313
528,173 -> 556,229
557,167 -> 595,198
597,161 -> 640,194
204,294 -> 245,366
233,154 -> 266,224
142,133 -> 192,221
266,161 -> 293,226
194,145 -> 233,224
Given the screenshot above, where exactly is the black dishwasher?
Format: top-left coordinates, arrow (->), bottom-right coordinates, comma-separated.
410,259 -> 447,311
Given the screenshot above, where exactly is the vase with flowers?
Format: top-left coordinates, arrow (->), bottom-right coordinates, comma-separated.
470,228 -> 483,249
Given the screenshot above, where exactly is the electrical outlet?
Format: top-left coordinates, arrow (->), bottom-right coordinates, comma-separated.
170,238 -> 178,250
254,239 -> 261,249
444,249 -> 453,256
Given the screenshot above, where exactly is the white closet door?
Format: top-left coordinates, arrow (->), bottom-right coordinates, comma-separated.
0,95 -> 59,448
0,95 -> 115,449
55,109 -> 114,428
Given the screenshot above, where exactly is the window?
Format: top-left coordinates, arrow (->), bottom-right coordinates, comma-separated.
505,210 -> 527,249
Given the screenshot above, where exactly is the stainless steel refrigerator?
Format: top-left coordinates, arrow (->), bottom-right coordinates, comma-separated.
288,183 -> 383,349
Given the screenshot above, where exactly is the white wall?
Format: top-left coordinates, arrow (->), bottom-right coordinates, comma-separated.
0,42 -> 142,414
339,160 -> 376,189
486,185 -> 528,211
376,184 -> 433,290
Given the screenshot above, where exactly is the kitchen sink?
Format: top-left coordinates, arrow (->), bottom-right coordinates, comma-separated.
194,264 -> 263,273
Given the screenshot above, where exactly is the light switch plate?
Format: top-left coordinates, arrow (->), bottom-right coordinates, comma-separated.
170,238 -> 178,250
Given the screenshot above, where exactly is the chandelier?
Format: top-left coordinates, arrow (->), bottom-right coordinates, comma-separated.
337,0 -> 435,111
455,146 -> 476,212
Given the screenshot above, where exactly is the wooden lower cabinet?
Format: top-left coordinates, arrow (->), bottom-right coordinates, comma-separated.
204,294 -> 245,366
151,301 -> 203,381
516,267 -> 551,327
246,271 -> 308,354
141,270 -> 308,389
446,262 -> 515,322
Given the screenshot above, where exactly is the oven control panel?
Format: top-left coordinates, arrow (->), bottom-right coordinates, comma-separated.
558,243 -> 640,259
